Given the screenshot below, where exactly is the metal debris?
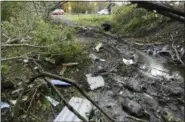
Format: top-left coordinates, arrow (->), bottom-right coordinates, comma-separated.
85,74 -> 105,90
45,96 -> 59,107
54,97 -> 93,122
50,79 -> 71,86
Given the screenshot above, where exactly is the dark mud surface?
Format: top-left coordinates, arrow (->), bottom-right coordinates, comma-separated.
74,25 -> 185,122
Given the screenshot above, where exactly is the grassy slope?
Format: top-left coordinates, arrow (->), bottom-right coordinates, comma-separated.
64,14 -> 112,27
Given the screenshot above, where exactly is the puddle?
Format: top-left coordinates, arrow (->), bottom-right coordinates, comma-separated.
135,50 -> 184,81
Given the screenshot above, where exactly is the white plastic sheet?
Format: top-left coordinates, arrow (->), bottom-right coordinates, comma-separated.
54,97 -> 93,122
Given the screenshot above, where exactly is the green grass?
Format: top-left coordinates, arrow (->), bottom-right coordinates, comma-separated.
64,14 -> 112,27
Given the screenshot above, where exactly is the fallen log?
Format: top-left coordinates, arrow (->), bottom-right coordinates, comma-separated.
132,1 -> 185,23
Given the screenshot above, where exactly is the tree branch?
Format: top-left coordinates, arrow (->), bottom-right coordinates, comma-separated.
2,44 -> 55,48
171,35 -> 185,67
44,78 -> 88,122
30,71 -> 115,122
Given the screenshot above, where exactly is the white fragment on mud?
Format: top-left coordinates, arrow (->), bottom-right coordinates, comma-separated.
122,58 -> 135,66
89,54 -> 106,62
54,97 -> 93,122
10,100 -> 17,105
85,74 -> 105,90
45,96 -> 59,107
95,43 -> 103,52
23,59 -> 28,63
50,79 -> 71,86
1,102 -> 10,109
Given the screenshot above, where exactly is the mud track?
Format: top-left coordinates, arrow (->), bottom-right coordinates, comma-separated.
53,17 -> 185,121
73,25 -> 184,122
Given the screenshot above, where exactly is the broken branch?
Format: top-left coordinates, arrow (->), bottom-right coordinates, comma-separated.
43,78 -> 88,122
2,44 -> 55,48
171,35 -> 185,67
62,62 -> 79,66
31,71 -> 115,122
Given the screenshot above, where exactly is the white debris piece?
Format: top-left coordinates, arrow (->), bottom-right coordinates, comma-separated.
54,97 -> 93,122
85,74 -> 105,90
45,96 -> 59,107
1,102 -> 10,109
10,100 -> 17,105
23,59 -> 28,63
122,58 -> 135,66
95,43 -> 103,52
89,54 -> 106,62
50,79 -> 71,86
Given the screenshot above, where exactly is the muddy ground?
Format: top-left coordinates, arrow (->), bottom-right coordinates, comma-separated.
2,18 -> 184,122
55,19 -> 185,122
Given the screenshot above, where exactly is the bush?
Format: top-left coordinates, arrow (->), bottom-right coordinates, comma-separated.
112,4 -> 160,35
32,20 -> 84,60
1,2 -> 26,21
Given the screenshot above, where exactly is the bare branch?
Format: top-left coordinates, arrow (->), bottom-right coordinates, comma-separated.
2,44 -> 55,48
43,78 -> 88,122
171,35 -> 185,67
1,56 -> 25,62
31,71 -> 116,122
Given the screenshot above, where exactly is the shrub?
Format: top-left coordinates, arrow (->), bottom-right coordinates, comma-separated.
111,4 -> 160,35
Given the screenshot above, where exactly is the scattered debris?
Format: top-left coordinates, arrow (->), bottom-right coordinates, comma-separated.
122,58 -> 136,66
59,66 -> 67,75
50,79 -> 71,86
45,96 -> 59,107
62,62 -> 79,66
22,96 -> 28,101
12,88 -> 23,95
95,43 -> 103,52
59,62 -> 78,75
85,74 -> 105,90
54,97 -> 93,122
1,102 -> 10,109
89,54 -> 106,62
9,100 -> 17,105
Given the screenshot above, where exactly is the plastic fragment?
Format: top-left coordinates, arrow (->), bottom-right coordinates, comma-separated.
50,79 -> 71,86
45,96 -> 59,107
0,102 -> 10,109
54,97 -> 93,122
86,74 -> 105,90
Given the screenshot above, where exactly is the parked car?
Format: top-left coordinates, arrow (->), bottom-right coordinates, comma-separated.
97,9 -> 109,15
52,9 -> 65,15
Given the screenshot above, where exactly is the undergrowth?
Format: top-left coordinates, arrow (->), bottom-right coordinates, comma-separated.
111,4 -> 165,36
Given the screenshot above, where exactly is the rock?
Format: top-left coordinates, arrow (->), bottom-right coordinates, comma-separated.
122,99 -> 143,117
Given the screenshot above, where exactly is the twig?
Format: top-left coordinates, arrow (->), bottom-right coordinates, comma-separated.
30,71 -> 115,122
62,62 -> 79,66
2,44 -> 55,48
5,37 -> 23,44
26,88 -> 38,112
1,56 -> 24,62
171,35 -> 185,67
43,78 -> 88,122
10,103 -> 42,122
59,66 -> 67,75
125,115 -> 148,122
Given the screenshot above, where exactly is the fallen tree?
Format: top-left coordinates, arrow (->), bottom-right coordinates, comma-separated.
132,1 -> 185,23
